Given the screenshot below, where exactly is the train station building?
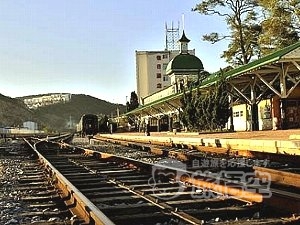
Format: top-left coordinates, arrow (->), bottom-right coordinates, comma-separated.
128,31 -> 300,132
135,46 -> 196,100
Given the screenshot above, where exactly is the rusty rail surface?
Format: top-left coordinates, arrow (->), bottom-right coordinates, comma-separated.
24,138 -> 115,225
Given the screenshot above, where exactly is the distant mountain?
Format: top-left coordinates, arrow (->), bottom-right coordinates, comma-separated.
0,93 -> 126,132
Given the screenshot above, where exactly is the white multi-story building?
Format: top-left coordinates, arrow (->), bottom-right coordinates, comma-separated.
135,49 -> 195,103
23,93 -> 72,109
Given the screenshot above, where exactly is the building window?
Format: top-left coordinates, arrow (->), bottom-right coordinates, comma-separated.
163,54 -> 168,59
233,111 -> 244,117
233,111 -> 239,117
157,64 -> 161,69
157,83 -> 162,88
162,63 -> 168,71
156,55 -> 161,60
156,73 -> 161,78
163,75 -> 168,81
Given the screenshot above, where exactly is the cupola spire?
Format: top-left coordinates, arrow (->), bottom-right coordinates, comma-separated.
178,30 -> 190,54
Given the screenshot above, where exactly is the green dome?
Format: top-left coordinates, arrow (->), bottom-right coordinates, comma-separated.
166,54 -> 204,75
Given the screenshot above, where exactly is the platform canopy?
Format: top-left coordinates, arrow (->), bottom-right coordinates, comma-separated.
125,91 -> 183,120
126,41 -> 300,119
201,41 -> 300,104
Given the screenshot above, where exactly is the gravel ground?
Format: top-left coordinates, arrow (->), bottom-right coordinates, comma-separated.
0,141 -> 25,224
72,137 -> 164,164
72,138 -> 275,169
0,140 -> 72,225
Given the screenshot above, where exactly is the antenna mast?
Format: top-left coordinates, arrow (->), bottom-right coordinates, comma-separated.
182,14 -> 185,30
165,21 -> 180,50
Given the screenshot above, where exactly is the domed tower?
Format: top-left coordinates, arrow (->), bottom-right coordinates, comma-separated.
166,31 -> 204,90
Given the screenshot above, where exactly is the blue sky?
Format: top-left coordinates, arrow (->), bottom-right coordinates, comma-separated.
0,1 -> 228,104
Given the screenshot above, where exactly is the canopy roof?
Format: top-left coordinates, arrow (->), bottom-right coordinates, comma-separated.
201,41 -> 300,87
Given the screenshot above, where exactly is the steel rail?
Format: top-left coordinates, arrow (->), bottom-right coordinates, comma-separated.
88,138 -> 300,213
253,166 -> 300,212
81,146 -> 261,204
24,138 -> 115,225
108,178 -> 203,225
254,166 -> 300,188
31,138 -> 300,223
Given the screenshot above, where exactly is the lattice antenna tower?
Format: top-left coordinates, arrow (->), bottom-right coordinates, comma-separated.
165,21 -> 180,50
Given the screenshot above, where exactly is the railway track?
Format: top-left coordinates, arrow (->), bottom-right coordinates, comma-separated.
19,137 -> 300,224
2,135 -> 300,224
88,136 -> 300,214
0,139 -> 76,225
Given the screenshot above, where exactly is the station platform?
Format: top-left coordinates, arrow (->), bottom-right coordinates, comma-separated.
98,129 -> 300,156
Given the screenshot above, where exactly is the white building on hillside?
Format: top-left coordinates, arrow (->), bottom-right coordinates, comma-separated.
23,93 -> 72,109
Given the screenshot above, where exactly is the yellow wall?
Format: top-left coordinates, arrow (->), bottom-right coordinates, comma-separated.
232,99 -> 273,131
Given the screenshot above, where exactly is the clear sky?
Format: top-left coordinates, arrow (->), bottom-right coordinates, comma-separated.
0,0 -> 228,104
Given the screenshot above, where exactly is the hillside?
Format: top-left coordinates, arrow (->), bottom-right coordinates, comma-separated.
0,93 -> 126,132
0,94 -> 37,127
33,94 -> 126,131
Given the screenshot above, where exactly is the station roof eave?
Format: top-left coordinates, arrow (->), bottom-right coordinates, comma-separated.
200,41 -> 300,88
125,92 -> 184,118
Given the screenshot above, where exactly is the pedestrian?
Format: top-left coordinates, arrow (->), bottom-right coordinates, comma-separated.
145,123 -> 150,136
109,123 -> 113,134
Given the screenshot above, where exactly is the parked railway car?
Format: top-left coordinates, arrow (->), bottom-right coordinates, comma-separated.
76,114 -> 99,137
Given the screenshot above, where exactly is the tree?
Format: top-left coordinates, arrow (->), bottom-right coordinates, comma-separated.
258,0 -> 299,55
180,74 -> 230,132
126,91 -> 139,112
212,79 -> 230,129
193,0 -> 261,66
292,0 -> 300,25
126,91 -> 139,126
180,86 -> 201,131
193,0 -> 300,64
98,114 -> 109,133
